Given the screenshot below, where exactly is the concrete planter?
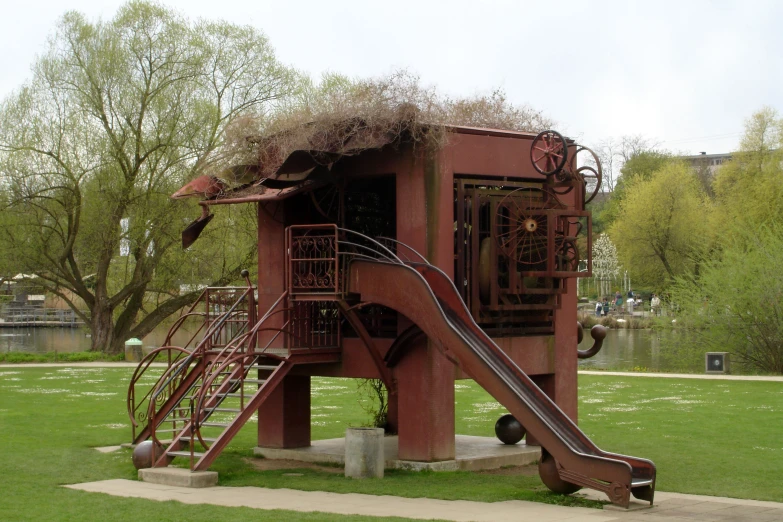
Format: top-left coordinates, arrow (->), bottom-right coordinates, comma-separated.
344,427 -> 384,479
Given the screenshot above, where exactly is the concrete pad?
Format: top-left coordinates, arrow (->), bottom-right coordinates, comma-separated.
603,501 -> 653,512
138,467 -> 218,488
254,434 -> 540,471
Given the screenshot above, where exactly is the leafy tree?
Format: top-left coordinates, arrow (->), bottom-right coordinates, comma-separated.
609,162 -> 710,289
598,149 -> 672,228
712,107 -> 783,236
669,225 -> 783,374
592,233 -> 620,298
593,135 -> 659,194
0,1 -> 294,353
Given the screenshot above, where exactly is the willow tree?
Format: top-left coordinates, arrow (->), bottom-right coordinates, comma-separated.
712,107 -> 783,235
0,1 -> 294,353
609,162 -> 710,289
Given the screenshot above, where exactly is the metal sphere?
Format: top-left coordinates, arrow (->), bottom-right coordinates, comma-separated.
494,414 -> 526,445
538,451 -> 582,495
591,324 -> 607,341
132,440 -> 169,470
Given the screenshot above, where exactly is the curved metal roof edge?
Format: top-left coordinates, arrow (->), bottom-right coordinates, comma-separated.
445,125 -> 541,139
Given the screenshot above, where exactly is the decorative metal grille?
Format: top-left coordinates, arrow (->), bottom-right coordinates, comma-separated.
289,300 -> 341,349
287,224 -> 340,296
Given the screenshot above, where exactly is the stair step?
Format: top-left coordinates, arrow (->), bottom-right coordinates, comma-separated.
162,417 -> 190,423
205,407 -> 241,413
153,427 -> 188,433
164,410 -> 191,415
215,392 -> 248,398
168,451 -> 205,458
250,365 -> 279,371
231,378 -> 267,384
200,421 -> 231,428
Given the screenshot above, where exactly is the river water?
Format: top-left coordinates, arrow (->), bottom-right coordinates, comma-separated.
576,328 -> 682,371
0,325 -> 196,355
1,325 -> 679,372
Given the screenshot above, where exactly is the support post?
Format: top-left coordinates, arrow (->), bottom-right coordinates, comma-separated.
256,375 -> 311,448
395,337 -> 455,461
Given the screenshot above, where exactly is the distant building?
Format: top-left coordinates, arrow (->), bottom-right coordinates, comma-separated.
680,151 -> 732,177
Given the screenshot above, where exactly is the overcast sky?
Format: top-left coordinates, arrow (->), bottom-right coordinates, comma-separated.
2,0 -> 781,155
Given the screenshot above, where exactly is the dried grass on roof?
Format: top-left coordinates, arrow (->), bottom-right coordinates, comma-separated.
219,71 -> 554,177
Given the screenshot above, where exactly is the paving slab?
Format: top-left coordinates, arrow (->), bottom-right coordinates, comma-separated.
65,480 -> 615,521
65,479 -> 783,522
254,434 -> 540,471
138,467 -> 218,488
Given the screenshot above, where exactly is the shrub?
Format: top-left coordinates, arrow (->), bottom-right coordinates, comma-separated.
670,226 -> 783,374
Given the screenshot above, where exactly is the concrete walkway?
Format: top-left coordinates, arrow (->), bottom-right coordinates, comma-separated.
3,363 -> 781,382
578,370 -> 783,382
0,362 -> 159,368
66,479 -> 783,522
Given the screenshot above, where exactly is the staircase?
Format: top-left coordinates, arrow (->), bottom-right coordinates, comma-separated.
129,266 -> 342,472
154,355 -> 293,471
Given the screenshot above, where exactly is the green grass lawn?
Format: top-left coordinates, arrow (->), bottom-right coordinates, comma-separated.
577,375 -> 783,501
1,366 -> 781,521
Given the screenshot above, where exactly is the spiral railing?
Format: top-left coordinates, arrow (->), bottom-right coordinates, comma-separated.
127,278 -> 256,443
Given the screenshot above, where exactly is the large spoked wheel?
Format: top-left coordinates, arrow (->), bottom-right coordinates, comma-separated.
578,166 -> 601,204
531,130 -> 568,176
309,182 -> 344,223
570,146 -> 602,204
495,188 -> 565,266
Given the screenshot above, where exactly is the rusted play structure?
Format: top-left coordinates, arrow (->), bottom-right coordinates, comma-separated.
127,124 -> 656,507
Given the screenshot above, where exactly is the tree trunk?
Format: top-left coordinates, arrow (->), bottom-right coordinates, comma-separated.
90,303 -> 117,354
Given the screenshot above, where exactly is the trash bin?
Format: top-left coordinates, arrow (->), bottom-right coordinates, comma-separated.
124,338 -> 143,362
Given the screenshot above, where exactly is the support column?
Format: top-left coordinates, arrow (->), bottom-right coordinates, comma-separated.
395,337 -> 455,461
256,375 -> 311,448
553,279 -> 578,422
386,388 -> 398,434
256,202 -> 312,448
526,280 -> 578,448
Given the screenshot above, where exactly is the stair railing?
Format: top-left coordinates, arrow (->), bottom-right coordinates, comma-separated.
185,292 -> 294,447
147,288 -> 291,462
127,283 -> 253,440
127,346 -> 192,440
145,284 -> 256,446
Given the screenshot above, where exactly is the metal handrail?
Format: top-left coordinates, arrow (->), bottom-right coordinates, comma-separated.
146,290 -> 289,460
145,286 -> 255,443
129,286 -> 246,432
337,228 -> 404,265
377,236 -> 431,265
194,291 -> 289,385
127,346 -> 190,434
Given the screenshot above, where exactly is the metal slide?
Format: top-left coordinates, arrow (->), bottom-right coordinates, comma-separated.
347,259 -> 656,508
